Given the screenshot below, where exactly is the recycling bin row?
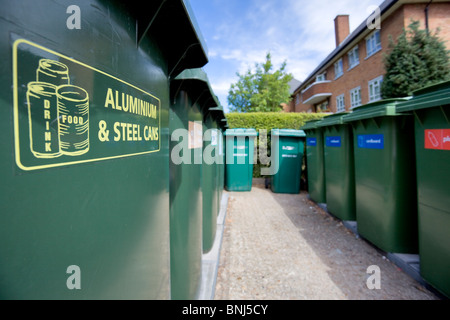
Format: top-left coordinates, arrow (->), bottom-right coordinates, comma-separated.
0,0 -> 227,300
301,80 -> 450,298
224,129 -> 306,194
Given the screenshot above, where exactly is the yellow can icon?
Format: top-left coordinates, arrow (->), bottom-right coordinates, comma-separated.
36,59 -> 70,85
57,85 -> 89,156
26,82 -> 61,158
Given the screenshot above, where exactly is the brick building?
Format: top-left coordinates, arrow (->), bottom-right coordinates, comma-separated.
290,0 -> 450,113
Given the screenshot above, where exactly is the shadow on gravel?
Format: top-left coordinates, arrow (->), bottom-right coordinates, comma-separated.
252,179 -> 438,300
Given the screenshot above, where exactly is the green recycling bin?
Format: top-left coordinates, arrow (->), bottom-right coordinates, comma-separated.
343,98 -> 417,254
170,68 -> 211,300
224,129 -> 257,191
0,0 -> 207,299
270,129 -> 306,194
397,81 -> 450,298
317,113 -> 356,221
301,119 -> 326,203
203,104 -> 224,253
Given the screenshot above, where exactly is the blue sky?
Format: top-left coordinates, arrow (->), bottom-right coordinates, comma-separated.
189,0 -> 385,112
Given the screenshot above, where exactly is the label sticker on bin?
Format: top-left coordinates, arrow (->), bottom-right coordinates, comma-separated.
13,38 -> 161,171
357,134 -> 384,149
306,138 -> 317,146
325,136 -> 341,147
425,129 -> 450,150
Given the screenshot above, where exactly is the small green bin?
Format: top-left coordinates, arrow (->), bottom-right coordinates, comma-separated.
343,98 -> 417,254
270,129 -> 306,194
224,129 -> 257,192
300,119 -> 326,203
397,81 -> 450,298
316,113 -> 355,221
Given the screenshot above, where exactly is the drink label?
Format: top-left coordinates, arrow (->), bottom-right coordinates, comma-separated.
13,38 -> 161,171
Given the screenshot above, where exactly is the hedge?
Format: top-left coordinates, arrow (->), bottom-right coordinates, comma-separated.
224,112 -> 328,178
225,112 -> 326,131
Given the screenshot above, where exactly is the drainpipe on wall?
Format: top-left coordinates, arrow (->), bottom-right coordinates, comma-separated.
425,0 -> 432,34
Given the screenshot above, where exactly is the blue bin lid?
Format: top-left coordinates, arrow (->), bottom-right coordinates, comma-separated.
271,129 -> 306,137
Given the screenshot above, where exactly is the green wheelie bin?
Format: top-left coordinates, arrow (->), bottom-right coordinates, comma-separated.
170,68 -> 214,300
0,0 -> 208,299
224,129 -> 257,191
301,119 -> 326,203
203,104 -> 225,253
343,98 -> 417,254
316,113 -> 356,221
397,81 -> 450,298
270,129 -> 306,194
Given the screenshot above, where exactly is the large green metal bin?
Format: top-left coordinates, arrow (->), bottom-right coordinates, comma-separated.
343,99 -> 418,254
317,113 -> 356,221
397,81 -> 450,298
203,100 -> 225,253
169,68 -> 212,300
270,129 -> 306,194
301,119 -> 326,203
224,129 -> 257,192
0,0 -> 207,299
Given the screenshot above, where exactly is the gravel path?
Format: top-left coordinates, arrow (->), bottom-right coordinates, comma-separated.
214,180 -> 439,300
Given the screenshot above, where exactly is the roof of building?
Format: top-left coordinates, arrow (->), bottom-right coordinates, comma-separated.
292,0 -> 399,94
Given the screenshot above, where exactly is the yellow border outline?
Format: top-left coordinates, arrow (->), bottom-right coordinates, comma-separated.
13,38 -> 162,171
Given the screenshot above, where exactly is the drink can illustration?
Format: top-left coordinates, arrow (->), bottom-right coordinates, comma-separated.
26,82 -> 61,158
36,59 -> 70,85
57,85 -> 89,156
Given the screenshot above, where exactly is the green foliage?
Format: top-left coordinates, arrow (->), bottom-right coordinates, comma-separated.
226,112 -> 327,178
381,20 -> 450,98
227,53 -> 293,112
226,112 -> 325,132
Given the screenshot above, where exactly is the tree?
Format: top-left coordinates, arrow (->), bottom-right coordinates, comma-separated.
381,20 -> 450,98
227,53 -> 293,112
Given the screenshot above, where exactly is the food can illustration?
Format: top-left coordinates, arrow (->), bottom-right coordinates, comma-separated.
36,59 -> 70,85
57,85 -> 89,156
26,82 -> 61,158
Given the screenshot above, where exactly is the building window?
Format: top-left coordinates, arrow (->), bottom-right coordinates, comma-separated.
334,59 -> 343,79
316,73 -> 326,82
369,76 -> 383,102
350,86 -> 361,108
366,30 -> 381,58
316,100 -> 330,112
336,94 -> 345,113
295,93 -> 300,105
348,46 -> 359,69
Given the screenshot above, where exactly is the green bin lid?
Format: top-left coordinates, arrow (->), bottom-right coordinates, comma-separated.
316,112 -> 351,127
397,80 -> 450,113
224,128 -> 258,136
343,98 -> 411,123
300,119 -> 323,131
271,129 -> 306,137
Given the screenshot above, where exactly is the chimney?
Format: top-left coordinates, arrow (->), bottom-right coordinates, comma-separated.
334,15 -> 350,47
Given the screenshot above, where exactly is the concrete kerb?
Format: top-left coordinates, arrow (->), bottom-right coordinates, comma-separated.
198,192 -> 229,300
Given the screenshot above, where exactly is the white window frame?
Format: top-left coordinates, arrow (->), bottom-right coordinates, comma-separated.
334,59 -> 343,79
316,73 -> 326,82
368,76 -> 383,102
350,86 -> 362,108
366,30 -> 381,58
348,46 -> 360,70
336,94 -> 345,113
